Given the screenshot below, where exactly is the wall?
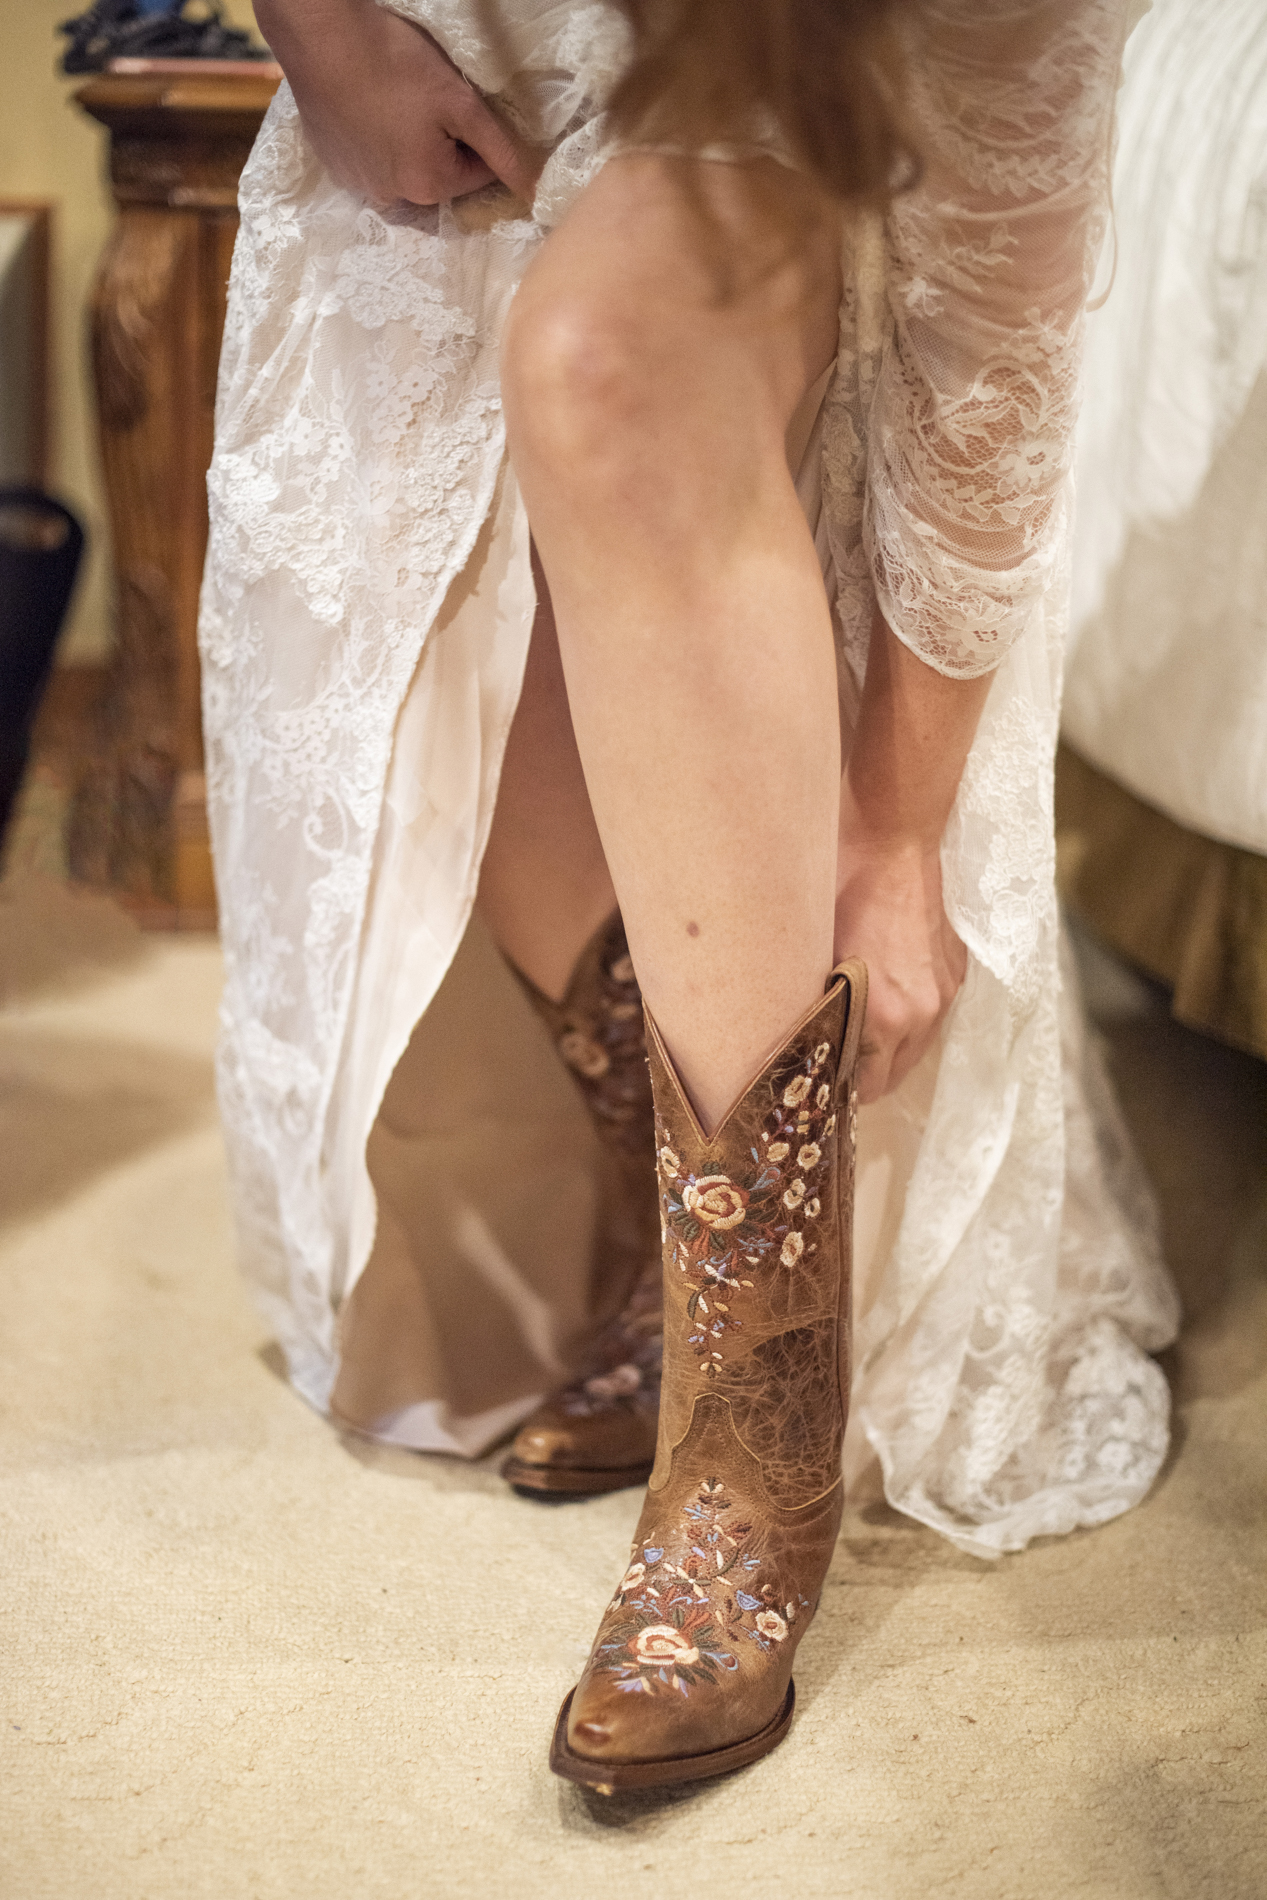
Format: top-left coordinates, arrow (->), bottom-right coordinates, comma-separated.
0,0 -> 260,665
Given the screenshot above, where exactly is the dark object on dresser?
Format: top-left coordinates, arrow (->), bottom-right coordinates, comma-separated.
59,0 -> 271,74
0,490 -> 85,843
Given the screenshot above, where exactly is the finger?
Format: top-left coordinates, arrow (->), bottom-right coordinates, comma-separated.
395,126 -> 497,205
435,137 -> 499,201
853,1037 -> 893,1107
885,1011 -> 946,1097
447,90 -> 543,203
883,1034 -> 920,1099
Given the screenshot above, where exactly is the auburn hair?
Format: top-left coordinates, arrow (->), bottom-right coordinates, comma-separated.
608,0 -> 921,205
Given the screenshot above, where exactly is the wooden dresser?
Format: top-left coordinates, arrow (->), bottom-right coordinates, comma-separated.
69,61 -> 280,927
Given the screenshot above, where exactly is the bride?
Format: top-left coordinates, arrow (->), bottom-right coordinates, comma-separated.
200,0 -> 1178,1786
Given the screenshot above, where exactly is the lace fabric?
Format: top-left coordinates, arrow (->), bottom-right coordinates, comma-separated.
200,0 -> 1178,1556
832,0 -> 1127,680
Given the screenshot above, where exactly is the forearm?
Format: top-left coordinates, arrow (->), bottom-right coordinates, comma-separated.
831,610 -> 988,1096
254,0 -> 368,69
843,608 -> 992,851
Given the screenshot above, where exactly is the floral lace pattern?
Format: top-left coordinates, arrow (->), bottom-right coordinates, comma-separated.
845,0 -> 1128,681
595,1479 -> 808,1698
202,0 -> 1179,1558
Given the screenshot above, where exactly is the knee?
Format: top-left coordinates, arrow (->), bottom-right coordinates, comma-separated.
501,275 -> 675,497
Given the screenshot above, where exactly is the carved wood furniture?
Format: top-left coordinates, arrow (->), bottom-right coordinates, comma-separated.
69,64 -> 279,926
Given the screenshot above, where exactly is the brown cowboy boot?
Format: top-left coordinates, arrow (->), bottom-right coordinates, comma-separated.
501,914 -> 663,1498
549,959 -> 867,1789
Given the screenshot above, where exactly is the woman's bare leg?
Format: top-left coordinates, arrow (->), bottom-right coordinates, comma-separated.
501,155 -> 843,1133
476,548 -> 617,1002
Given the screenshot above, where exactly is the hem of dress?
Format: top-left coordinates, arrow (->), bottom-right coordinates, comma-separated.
335,1392 -> 541,1459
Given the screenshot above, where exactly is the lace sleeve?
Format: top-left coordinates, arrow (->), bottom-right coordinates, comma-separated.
866,0 -> 1129,678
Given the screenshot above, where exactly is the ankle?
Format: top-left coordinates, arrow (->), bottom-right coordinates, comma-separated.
644,976 -> 834,1137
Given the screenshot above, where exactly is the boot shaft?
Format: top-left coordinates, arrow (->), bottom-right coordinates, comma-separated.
509,914 -> 654,1162
645,961 -> 867,1508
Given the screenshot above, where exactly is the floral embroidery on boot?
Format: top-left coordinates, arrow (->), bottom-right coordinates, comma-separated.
502,916 -> 662,1496
657,1037 -> 839,1377
595,1476 -> 811,1699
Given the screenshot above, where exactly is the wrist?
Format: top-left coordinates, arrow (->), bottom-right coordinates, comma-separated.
839,768 -> 945,858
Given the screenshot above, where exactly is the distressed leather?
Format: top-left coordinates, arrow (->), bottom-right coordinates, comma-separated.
504,915 -> 662,1481
565,961 -> 867,1765
507,1261 -> 660,1476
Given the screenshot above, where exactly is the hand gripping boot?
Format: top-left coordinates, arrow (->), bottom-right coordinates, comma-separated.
502,915 -> 663,1498
550,960 -> 867,1788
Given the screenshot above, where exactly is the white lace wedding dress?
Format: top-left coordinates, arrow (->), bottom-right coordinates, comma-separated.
199,0 -> 1179,1558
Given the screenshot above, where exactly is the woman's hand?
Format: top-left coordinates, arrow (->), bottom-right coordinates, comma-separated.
834,609 -> 991,1103
834,799 -> 967,1103
254,0 -> 541,206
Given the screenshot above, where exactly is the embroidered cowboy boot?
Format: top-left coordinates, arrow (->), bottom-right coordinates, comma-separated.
549,960 -> 867,1789
501,913 -> 663,1498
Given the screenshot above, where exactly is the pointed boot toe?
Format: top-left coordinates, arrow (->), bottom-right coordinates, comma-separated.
553,1665 -> 799,1790
501,1373 -> 660,1497
563,1660 -> 759,1770
570,1716 -> 614,1753
510,1421 -> 571,1465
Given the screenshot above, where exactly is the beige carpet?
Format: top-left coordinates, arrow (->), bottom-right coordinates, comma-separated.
1,874 -> 1264,1900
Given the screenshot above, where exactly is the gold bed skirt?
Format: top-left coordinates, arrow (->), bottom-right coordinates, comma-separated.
1055,744 -> 1267,1062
